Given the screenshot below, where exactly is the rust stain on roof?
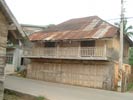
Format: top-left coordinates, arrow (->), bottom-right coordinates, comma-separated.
29,16 -> 118,41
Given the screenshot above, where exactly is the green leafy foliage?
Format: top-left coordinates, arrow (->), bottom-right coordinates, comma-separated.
127,82 -> 133,91
36,96 -> 46,100
115,20 -> 133,37
129,47 -> 133,65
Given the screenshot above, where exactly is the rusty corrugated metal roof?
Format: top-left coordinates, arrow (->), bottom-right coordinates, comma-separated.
29,16 -> 119,41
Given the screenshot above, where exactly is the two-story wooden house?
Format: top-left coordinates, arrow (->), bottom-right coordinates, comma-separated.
23,16 -> 131,90
0,0 -> 27,99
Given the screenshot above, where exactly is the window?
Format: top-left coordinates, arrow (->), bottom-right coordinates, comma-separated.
6,54 -> 13,64
44,42 -> 56,47
81,40 -> 95,47
21,58 -> 24,65
0,67 -> 4,75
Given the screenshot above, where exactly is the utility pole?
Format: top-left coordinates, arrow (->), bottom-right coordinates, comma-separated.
119,0 -> 125,92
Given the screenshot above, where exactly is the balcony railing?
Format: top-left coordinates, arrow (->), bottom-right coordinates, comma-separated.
23,47 -> 111,60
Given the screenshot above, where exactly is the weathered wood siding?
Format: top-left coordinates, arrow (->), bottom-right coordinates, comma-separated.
112,36 -> 120,60
114,63 -> 119,89
59,41 -> 80,47
96,40 -> 105,47
111,35 -> 129,63
26,40 -> 111,59
123,39 -> 129,64
33,40 -> 106,48
26,38 -> 130,91
0,11 -> 8,98
27,59 -> 116,90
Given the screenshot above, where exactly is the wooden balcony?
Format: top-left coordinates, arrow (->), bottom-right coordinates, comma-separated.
23,47 -> 111,60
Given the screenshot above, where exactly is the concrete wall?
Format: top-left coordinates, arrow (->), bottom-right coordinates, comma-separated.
5,48 -> 23,74
13,48 -> 23,70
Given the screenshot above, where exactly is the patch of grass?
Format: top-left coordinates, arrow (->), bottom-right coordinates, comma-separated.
4,89 -> 48,100
4,89 -> 15,95
17,69 -> 27,78
4,90 -> 18,100
36,96 -> 46,100
127,82 -> 133,91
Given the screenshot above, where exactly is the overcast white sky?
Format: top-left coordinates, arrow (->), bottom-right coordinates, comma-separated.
5,0 -> 133,26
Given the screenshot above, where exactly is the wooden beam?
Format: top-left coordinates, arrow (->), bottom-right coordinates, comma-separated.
8,24 -> 17,30
9,30 -> 17,39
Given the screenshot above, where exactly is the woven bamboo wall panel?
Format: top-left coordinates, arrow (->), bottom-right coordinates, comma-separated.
27,61 -> 114,89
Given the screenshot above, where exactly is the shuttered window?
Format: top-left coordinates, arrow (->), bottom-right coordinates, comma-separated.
81,40 -> 95,47
44,42 -> 56,47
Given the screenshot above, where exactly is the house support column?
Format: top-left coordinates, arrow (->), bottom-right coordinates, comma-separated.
56,42 -> 59,57
104,40 -> 107,57
78,45 -> 81,57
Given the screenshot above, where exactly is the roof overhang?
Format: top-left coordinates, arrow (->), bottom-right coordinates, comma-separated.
0,0 -> 27,38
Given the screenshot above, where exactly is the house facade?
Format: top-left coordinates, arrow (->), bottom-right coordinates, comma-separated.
0,0 -> 26,99
23,16 -> 131,90
6,47 -> 23,74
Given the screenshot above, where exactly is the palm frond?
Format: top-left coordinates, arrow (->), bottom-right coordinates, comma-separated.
127,26 -> 133,30
114,20 -> 133,37
126,32 -> 133,36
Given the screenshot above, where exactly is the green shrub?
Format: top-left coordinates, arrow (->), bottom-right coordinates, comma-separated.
36,96 -> 46,100
127,83 -> 133,91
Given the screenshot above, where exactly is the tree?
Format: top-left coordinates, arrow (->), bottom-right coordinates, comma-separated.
115,20 -> 133,37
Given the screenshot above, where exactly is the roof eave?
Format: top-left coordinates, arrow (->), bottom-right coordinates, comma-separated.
0,0 -> 27,38
30,37 -> 114,42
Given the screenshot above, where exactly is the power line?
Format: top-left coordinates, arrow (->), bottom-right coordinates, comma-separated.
106,17 -> 133,21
